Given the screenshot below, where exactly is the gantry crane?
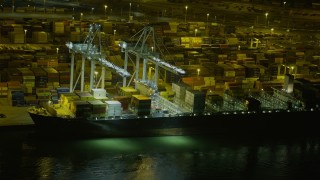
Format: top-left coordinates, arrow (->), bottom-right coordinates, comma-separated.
65,23 -> 187,115
119,26 -> 186,90
66,23 -> 131,92
118,25 -> 189,114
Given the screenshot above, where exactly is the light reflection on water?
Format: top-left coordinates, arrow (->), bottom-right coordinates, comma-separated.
75,136 -> 201,153
1,129 -> 320,180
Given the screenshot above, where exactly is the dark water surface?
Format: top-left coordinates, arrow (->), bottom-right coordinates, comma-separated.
1,126 -> 320,180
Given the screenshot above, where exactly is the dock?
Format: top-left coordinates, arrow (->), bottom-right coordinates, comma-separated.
0,98 -> 34,127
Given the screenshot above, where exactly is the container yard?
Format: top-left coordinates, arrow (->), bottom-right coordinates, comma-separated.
0,1 -> 319,131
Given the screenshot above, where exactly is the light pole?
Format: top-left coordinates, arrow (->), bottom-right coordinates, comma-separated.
104,5 -> 107,18
206,13 -> 209,29
43,0 -> 46,13
91,8 -> 95,19
129,2 -> 132,21
94,71 -> 98,86
197,68 -> 200,77
80,12 -> 83,20
194,28 -> 198,37
184,5 -> 188,24
113,29 -> 116,39
24,29 -> 27,43
265,12 -> 268,27
12,0 -> 14,13
56,47 -> 59,55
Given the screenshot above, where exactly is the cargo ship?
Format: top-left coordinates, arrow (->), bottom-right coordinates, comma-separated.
27,84 -> 320,139
28,107 -> 320,139
26,24 -> 320,139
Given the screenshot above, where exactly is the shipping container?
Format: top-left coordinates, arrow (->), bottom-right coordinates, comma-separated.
56,87 -> 70,98
70,100 -> 91,118
87,99 -> 106,117
30,67 -> 48,88
106,100 -> 122,117
75,91 -> 95,101
8,89 -> 25,106
17,68 -> 35,88
185,89 -> 206,113
172,82 -> 188,100
3,68 -> 22,83
91,88 -> 108,100
131,95 -> 151,116
113,96 -> 131,111
119,86 -> 138,97
42,67 -> 59,83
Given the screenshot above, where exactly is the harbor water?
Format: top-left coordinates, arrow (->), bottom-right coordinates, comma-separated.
1,126 -> 320,180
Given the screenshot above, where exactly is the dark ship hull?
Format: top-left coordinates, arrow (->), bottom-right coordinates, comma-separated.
28,110 -> 320,139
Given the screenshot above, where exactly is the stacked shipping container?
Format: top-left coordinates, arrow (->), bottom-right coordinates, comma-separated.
106,100 -> 122,117
131,95 -> 151,116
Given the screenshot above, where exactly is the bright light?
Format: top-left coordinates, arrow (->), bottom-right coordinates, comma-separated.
206,13 -> 209,29
24,29 -> 27,43
129,2 -> 132,18
104,5 -> 107,17
184,5 -> 188,24
265,12 -> 269,27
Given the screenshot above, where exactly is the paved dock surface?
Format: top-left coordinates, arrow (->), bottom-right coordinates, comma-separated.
0,98 -> 34,127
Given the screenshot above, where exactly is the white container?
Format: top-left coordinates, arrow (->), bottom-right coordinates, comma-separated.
106,100 -> 122,117
91,88 -> 107,99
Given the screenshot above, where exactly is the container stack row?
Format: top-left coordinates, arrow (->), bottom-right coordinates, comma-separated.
57,90 -> 125,119
0,67 -> 69,98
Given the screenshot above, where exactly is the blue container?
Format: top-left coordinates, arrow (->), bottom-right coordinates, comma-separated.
10,90 -> 24,100
56,87 -> 70,98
